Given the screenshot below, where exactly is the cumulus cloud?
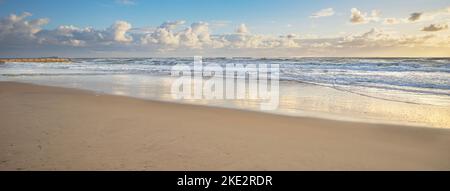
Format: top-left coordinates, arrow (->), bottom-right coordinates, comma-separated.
236,23 -> 249,34
140,20 -> 185,47
142,29 -> 177,47
422,23 -> 448,32
178,22 -> 214,48
111,21 -> 133,42
37,25 -> 92,46
36,20 -> 134,47
141,21 -> 299,50
1,12 -> 449,57
350,8 -> 365,23
310,8 -> 335,18
140,20 -> 226,49
0,12 -> 49,45
350,8 -> 380,24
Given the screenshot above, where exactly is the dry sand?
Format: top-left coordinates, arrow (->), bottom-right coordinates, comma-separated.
0,82 -> 449,170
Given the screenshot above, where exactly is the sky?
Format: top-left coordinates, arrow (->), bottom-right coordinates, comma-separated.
0,0 -> 449,57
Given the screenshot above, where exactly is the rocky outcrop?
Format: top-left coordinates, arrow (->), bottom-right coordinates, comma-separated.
0,58 -> 71,63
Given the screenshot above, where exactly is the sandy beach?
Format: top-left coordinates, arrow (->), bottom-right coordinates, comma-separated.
0,81 -> 449,170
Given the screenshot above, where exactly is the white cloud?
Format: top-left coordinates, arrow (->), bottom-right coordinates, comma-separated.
350,8 -> 366,23
310,8 -> 335,18
350,8 -> 381,24
0,12 -> 49,45
142,28 -> 179,47
236,23 -> 249,34
179,22 -> 213,48
111,21 -> 133,42
140,20 -> 185,47
1,12 -> 449,57
36,20 -> 134,47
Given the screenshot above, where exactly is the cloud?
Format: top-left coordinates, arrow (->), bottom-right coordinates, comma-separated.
379,6 -> 450,25
350,8 -> 380,24
350,8 -> 365,23
405,7 -> 450,23
140,20 -> 223,49
140,20 -> 186,47
36,20 -> 134,47
0,12 -> 49,46
383,18 -> 400,25
310,8 -> 335,18
160,20 -> 186,30
37,25 -> 91,47
140,21 -> 299,50
111,21 -> 133,42
335,28 -> 450,49
141,27 -> 178,47
1,12 -> 449,57
295,27 -> 449,53
415,7 -> 450,22
408,12 -> 422,22
348,6 -> 450,26
178,22 -> 214,48
422,23 -> 448,32
236,23 -> 249,34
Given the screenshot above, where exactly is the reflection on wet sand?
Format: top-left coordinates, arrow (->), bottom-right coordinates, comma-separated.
6,74 -> 450,128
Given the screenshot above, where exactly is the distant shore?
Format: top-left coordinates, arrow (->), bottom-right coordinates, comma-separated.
0,58 -> 70,63
0,82 -> 449,170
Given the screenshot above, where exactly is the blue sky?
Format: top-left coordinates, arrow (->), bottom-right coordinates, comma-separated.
0,0 -> 449,57
1,0 -> 447,32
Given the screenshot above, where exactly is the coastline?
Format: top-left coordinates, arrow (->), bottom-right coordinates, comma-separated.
1,81 -> 449,170
1,57 -> 448,128
0,58 -> 71,63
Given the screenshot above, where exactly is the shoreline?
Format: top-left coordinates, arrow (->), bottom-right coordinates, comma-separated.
0,58 -> 71,63
5,76 -> 448,129
1,82 -> 449,170
1,57 -> 449,128
12,80 -> 441,129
